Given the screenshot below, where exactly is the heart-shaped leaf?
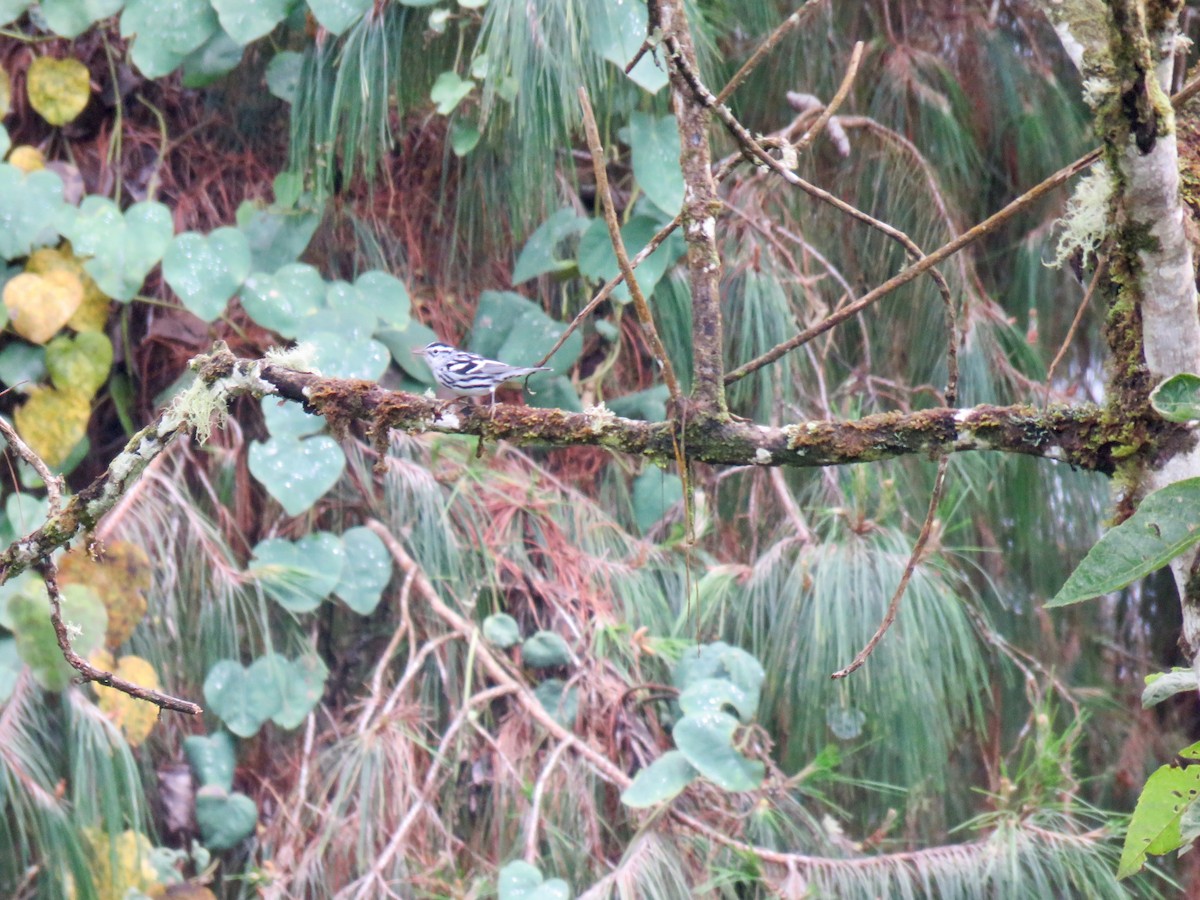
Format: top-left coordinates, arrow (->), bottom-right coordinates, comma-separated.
194,786 -> 257,850
628,112 -> 684,217
24,244 -> 111,331
431,70 -> 472,115
163,227 -> 251,321
578,216 -> 685,304
271,653 -> 328,729
266,50 -> 303,103
308,333 -> 390,380
3,270 -> 83,343
0,165 -> 65,260
533,678 -> 578,728
26,56 -> 90,126
353,270 -> 410,330
14,385 -> 91,468
620,750 -> 697,808
260,396 -> 326,440
376,322 -> 439,384
45,330 -> 112,396
247,434 -> 346,516
482,613 -> 521,648
61,197 -> 173,301
332,526 -> 392,615
121,0 -> 218,59
94,654 -> 160,746
209,0 -> 289,45
203,658 -> 283,737
40,0 -> 123,39
497,861 -> 570,900
306,0 -> 371,35
672,711 -> 764,792
521,631 -> 572,669
589,0 -> 667,93
181,26 -> 244,88
10,582 -> 107,691
248,532 -> 345,613
240,263 -> 325,337
512,207 -> 590,285
236,200 -> 321,273
184,731 -> 237,790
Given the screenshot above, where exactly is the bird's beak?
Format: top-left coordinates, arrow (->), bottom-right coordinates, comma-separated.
411,348 -> 423,356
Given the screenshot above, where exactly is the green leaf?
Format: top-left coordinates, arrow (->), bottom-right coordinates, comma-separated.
577,216 -> 685,303
1119,753 -> 1200,878
236,199 -> 321,273
521,631 -> 572,669
332,526 -> 392,615
1142,669 -> 1198,708
679,677 -> 753,722
203,658 -> 283,737
0,164 -> 65,260
620,750 -> 697,808
121,0 -> 219,77
673,712 -> 765,792
240,263 -> 326,337
431,70 -> 473,115
354,270 -> 409,330
261,396 -> 325,439
1049,477 -> 1200,607
524,375 -> 581,412
0,1 -> 32,28
1151,373 -> 1200,422
628,112 -> 684,217
248,434 -> 346,516
273,170 -> 303,208
269,653 -> 328,729
266,50 -> 304,102
61,197 -> 173,301
181,27 -> 244,87
0,125 -> 10,160
194,786 -> 258,850
632,468 -> 683,535
307,333 -> 390,380
183,731 -> 237,790
512,207 -> 590,285
449,119 -> 481,157
0,637 -> 21,704
826,703 -> 867,740
533,677 -> 578,728
45,330 -> 112,396
3,492 -> 49,546
672,642 -> 764,721
589,0 -> 667,93
210,0 -> 289,44
607,385 -> 669,422
482,613 -> 521,648
9,583 -> 106,691
249,532 -> 346,612
376,322 -> 439,384
305,0 -> 370,35
163,228 -> 251,321
0,342 -> 46,392
498,861 -> 570,900
41,0 -> 122,39
471,290 -> 583,377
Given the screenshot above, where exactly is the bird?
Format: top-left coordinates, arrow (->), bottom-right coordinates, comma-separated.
412,341 -> 551,409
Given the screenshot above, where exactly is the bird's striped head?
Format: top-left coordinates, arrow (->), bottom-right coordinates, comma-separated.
412,341 -> 456,360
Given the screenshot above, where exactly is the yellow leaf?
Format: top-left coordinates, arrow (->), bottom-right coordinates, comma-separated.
0,66 -> 10,118
60,541 -> 152,647
95,655 -> 161,747
25,244 -> 111,331
27,56 -> 90,127
3,270 -> 84,344
8,145 -> 45,172
83,828 -> 162,900
13,385 -> 90,467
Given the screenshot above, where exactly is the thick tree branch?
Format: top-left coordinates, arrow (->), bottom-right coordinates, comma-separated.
660,0 -> 727,413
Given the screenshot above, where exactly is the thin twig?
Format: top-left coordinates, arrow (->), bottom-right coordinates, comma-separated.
37,557 -> 201,714
1044,257 -> 1107,406
664,33 -> 956,394
792,40 -> 864,153
831,455 -> 951,679
577,86 -> 683,407
0,417 -> 64,515
524,738 -> 573,863
534,214 -> 682,370
715,1 -> 828,106
729,74 -> 1200,385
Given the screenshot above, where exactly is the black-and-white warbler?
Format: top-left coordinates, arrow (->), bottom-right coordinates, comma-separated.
412,341 -> 551,407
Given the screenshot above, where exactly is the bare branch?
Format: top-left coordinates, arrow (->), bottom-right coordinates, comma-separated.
577,87 -> 683,407
715,1 -> 829,106
37,557 -> 201,715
